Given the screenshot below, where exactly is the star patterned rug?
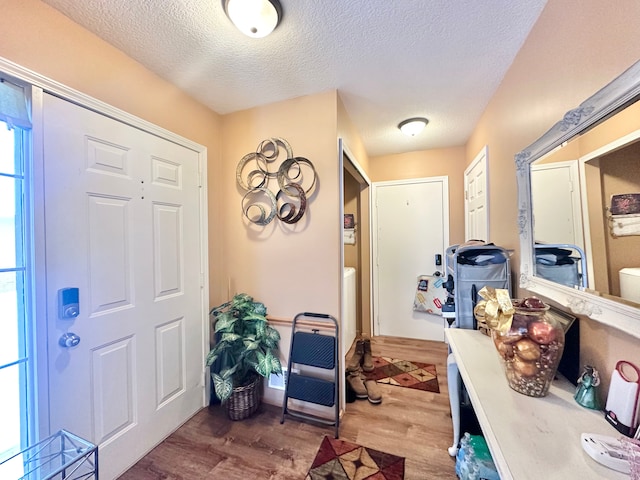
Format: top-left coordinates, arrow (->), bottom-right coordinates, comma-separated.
363,357 -> 440,393
305,436 -> 405,480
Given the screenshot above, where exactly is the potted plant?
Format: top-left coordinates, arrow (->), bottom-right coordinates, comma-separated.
206,293 -> 283,420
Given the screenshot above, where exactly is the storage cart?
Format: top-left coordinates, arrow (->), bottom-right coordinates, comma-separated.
534,243 -> 587,289
445,244 -> 511,457
444,244 -> 512,330
280,312 -> 340,438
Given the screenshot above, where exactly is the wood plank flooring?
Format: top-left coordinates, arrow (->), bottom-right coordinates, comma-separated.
119,336 -> 457,479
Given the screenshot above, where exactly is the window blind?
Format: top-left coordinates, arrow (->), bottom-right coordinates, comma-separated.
0,79 -> 31,129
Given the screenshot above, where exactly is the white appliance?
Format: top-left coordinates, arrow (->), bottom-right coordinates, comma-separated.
619,267 -> 640,304
343,267 -> 357,360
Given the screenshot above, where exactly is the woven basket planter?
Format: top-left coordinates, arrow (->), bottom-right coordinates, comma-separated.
226,374 -> 263,421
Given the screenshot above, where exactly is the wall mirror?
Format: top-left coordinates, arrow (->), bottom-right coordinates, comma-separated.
516,59 -> 640,339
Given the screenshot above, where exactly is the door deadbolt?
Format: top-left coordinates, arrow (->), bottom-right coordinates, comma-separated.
58,288 -> 80,319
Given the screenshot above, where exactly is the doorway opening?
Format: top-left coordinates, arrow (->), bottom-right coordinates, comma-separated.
341,146 -> 372,354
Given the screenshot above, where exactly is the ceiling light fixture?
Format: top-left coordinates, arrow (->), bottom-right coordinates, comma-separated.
398,117 -> 429,136
223,0 -> 283,38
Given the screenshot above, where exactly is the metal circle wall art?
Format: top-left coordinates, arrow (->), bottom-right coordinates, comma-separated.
236,137 -> 317,226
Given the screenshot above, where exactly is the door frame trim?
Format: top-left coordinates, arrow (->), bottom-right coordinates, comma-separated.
371,176 -> 450,337
0,56 -> 210,440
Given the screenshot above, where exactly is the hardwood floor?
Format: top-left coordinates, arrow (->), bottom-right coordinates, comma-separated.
119,336 -> 457,479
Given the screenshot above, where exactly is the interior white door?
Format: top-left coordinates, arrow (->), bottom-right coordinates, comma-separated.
374,178 -> 449,341
531,160 -> 584,248
43,94 -> 204,479
464,146 -> 488,242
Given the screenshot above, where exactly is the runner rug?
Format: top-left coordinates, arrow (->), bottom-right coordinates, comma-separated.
363,356 -> 440,393
305,436 -> 405,480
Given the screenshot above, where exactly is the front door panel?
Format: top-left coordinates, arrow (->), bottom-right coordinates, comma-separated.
43,94 -> 204,479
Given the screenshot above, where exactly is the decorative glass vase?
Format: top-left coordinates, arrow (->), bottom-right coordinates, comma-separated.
492,298 -> 565,397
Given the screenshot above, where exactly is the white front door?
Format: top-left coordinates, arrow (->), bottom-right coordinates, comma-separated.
373,177 -> 449,341
43,94 -> 204,479
465,146 -> 489,242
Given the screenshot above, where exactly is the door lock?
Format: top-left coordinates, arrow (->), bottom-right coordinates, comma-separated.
58,288 -> 79,319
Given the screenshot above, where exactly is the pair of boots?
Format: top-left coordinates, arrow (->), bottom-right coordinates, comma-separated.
346,337 -> 374,373
347,371 -> 382,404
346,337 -> 381,404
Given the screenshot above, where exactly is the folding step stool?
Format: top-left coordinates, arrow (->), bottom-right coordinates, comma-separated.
280,312 -> 340,438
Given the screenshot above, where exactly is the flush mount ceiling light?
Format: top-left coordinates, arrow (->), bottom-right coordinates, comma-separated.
398,117 -> 429,136
223,0 -> 283,38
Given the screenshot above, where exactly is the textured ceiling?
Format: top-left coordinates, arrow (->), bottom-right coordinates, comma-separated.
41,0 -> 547,157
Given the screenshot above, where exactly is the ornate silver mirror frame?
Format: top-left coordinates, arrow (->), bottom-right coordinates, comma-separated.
516,59 -> 640,340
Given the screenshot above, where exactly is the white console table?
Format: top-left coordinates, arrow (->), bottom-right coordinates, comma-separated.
446,328 -> 626,480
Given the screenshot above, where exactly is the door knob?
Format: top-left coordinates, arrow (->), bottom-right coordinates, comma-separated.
59,332 -> 81,348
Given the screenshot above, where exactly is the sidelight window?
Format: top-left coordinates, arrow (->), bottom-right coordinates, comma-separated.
0,79 -> 33,477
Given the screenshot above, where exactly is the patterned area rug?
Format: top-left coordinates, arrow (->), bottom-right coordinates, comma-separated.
363,357 -> 440,393
306,436 -> 405,480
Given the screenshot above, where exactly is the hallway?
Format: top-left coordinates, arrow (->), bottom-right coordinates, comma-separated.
120,336 -> 456,479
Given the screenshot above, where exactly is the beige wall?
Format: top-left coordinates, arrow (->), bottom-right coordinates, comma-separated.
536,138 -> 580,165
467,0 -> 640,400
219,91 -> 341,319
343,173 -> 359,269
467,0 -> 640,251
369,147 -> 468,246
337,95 -> 370,174
600,143 -> 640,295
0,0 -> 225,306
0,0 -> 221,153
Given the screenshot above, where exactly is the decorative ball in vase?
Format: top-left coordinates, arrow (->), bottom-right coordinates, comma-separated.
491,297 -> 565,397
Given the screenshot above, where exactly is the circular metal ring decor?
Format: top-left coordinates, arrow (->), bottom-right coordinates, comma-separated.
256,137 -> 293,178
241,188 -> 277,226
236,152 -> 268,191
236,138 -> 316,226
277,157 -> 317,197
276,183 -> 307,224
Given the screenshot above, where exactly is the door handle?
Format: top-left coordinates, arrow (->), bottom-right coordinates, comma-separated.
59,332 -> 81,348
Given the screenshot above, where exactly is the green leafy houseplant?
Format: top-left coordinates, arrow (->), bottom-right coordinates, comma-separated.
206,293 -> 283,403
